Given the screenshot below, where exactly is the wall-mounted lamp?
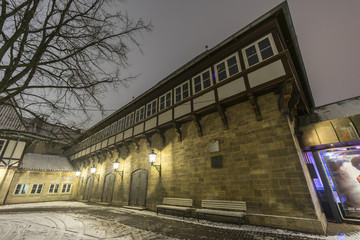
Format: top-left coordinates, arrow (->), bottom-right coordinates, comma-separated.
149,150 -> 161,177
75,170 -> 84,181
113,159 -> 124,179
90,165 -> 100,180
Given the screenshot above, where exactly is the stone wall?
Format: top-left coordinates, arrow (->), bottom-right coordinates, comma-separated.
77,92 -> 325,234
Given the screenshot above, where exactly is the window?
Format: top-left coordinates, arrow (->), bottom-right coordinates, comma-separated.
135,106 -> 145,123
214,53 -> 240,82
61,184 -> 72,193
30,184 -> 43,194
175,81 -> 189,103
14,184 -> 29,195
125,112 -> 134,128
192,68 -> 212,94
146,99 -> 157,117
242,33 -> 277,68
49,184 -> 60,194
159,91 -> 172,111
117,118 -> 125,132
110,122 -> 117,135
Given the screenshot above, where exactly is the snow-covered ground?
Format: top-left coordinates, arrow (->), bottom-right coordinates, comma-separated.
0,201 -> 359,239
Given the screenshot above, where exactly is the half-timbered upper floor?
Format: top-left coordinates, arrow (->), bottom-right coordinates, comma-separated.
66,2 -> 313,161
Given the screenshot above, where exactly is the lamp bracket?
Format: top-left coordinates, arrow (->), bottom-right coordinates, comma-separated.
115,169 -> 124,179
151,164 -> 161,177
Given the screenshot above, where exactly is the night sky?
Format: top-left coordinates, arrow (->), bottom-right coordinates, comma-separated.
89,0 -> 360,128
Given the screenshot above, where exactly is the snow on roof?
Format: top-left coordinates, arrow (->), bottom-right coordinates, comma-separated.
21,153 -> 75,172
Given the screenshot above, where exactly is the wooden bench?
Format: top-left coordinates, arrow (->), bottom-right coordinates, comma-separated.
156,197 -> 193,219
195,200 -> 246,226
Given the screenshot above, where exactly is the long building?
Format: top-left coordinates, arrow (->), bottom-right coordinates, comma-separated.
63,2 -> 325,234
4,2 -> 360,235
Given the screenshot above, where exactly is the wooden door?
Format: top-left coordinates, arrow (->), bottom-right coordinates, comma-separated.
83,176 -> 94,201
101,173 -> 115,203
129,169 -> 148,207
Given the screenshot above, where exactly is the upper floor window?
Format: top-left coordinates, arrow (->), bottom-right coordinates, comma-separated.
159,91 -> 172,111
214,53 -> 240,82
192,68 -> 212,94
125,112 -> 134,128
146,99 -> 157,117
48,184 -> 60,194
175,81 -> 189,103
242,33 -> 277,68
110,122 -> 117,135
117,118 -> 125,132
30,184 -> 43,194
61,183 -> 72,193
135,106 -> 145,123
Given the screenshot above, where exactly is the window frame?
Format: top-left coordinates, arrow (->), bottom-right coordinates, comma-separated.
242,33 -> 278,68
159,91 -> 172,111
30,183 -> 44,194
125,112 -> 134,128
174,81 -> 190,103
146,99 -> 157,118
14,184 -> 29,195
61,183 -> 72,194
117,118 -> 125,132
192,68 -> 213,94
48,183 -> 60,194
214,53 -> 241,83
135,106 -> 145,123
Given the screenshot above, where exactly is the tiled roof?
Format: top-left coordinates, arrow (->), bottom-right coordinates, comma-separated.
21,153 -> 75,172
0,104 -> 25,131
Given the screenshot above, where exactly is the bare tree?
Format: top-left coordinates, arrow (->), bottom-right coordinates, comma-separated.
0,0 -> 151,133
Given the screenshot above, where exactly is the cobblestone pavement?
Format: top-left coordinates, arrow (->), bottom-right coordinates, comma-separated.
0,202 -> 356,240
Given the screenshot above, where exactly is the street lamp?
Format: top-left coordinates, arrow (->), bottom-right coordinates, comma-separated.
113,159 -> 124,179
149,150 -> 161,176
90,165 -> 99,180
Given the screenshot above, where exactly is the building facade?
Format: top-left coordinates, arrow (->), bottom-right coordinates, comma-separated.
0,104 -> 79,205
65,2 -> 328,234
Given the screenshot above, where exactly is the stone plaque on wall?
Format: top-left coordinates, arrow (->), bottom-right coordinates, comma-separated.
209,140 -> 219,152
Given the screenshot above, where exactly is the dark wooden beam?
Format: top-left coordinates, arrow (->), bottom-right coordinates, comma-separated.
107,147 -> 114,158
192,114 -> 202,137
144,134 -> 152,148
278,79 -> 300,120
123,144 -> 129,155
132,138 -> 139,151
248,93 -> 262,121
115,144 -> 122,156
216,104 -> 229,130
156,128 -> 165,146
173,122 -> 182,141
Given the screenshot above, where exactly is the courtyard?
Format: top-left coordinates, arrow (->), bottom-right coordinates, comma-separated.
0,201 -> 359,240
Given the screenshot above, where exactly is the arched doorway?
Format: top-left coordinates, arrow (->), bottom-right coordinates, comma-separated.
129,169 -> 148,207
101,173 -> 116,203
83,176 -> 94,201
